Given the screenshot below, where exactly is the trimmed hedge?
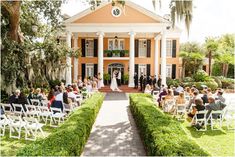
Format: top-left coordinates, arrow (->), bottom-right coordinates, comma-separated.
129,94 -> 210,156
17,93 -> 104,156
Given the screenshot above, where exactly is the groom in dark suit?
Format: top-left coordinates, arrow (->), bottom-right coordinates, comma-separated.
116,70 -> 121,86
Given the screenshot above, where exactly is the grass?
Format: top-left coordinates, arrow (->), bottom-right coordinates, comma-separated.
0,125 -> 54,156
182,121 -> 234,156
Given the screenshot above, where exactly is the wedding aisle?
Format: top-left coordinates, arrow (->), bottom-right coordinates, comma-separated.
82,93 -> 146,156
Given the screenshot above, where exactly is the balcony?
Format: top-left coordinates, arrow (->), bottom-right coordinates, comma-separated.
103,50 -> 129,60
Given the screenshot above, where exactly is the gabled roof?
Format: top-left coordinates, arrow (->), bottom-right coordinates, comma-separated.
64,1 -> 170,24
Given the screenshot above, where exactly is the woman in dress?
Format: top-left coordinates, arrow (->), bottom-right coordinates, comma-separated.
110,70 -> 121,92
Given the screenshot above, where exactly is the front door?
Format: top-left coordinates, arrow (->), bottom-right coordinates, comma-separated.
108,63 -> 124,84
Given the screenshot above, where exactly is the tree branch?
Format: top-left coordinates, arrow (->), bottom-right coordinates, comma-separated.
1,1 -> 14,14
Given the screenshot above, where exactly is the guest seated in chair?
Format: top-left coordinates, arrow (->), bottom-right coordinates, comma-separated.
205,97 -> 226,119
187,98 -> 205,119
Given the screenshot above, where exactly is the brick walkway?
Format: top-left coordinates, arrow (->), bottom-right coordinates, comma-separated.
82,93 -> 146,156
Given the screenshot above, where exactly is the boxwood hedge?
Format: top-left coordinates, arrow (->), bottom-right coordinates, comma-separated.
17,93 -> 104,156
129,94 -> 210,156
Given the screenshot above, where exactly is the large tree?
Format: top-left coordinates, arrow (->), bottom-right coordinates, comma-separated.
204,37 -> 219,76
179,42 -> 204,77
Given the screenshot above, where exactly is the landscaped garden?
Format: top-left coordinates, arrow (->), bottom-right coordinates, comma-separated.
129,94 -> 234,156
1,93 -> 104,156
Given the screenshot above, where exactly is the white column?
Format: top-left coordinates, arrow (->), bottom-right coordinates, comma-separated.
97,32 -> 104,87
66,31 -> 72,85
128,31 -> 135,87
154,34 -> 160,77
73,33 -> 78,81
161,30 -> 167,86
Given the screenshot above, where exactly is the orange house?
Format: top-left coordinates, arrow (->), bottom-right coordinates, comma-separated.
64,1 -> 182,87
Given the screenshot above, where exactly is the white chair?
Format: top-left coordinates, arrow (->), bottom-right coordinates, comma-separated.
30,99 -> 40,106
50,107 -> 66,127
1,103 -> 13,114
163,100 -> 175,113
209,110 -> 224,130
12,103 -> 25,116
37,106 -> 52,124
0,115 -> 10,136
223,107 -> 235,130
41,100 -> 49,107
8,115 -> 26,139
25,105 -> 40,118
192,110 -> 209,131
75,94 -> 83,105
174,104 -> 186,120
23,117 -> 45,141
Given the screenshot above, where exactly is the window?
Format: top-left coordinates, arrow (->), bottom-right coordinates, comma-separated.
85,39 -> 94,57
108,39 -> 124,50
86,64 -> 94,77
139,39 -> 147,57
166,40 -> 172,57
166,64 -> 172,78
138,64 -> 147,78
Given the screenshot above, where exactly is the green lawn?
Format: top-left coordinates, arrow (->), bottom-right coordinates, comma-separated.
0,125 -> 54,156
182,122 -> 235,156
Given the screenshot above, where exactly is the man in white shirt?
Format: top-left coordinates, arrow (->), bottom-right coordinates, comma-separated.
68,88 -> 77,101
176,84 -> 184,93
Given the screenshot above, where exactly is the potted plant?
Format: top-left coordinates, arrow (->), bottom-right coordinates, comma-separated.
120,50 -> 129,57
123,74 -> 129,85
124,50 -> 129,57
112,50 -> 120,57
103,73 -> 111,85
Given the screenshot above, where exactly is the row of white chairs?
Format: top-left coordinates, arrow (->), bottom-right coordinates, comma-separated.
0,115 -> 44,140
192,107 -> 235,131
1,103 -> 70,127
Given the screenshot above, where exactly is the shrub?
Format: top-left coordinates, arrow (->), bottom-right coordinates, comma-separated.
48,79 -> 61,88
194,81 -> 218,91
182,77 -> 194,82
216,76 -> 235,89
129,94 -> 209,156
193,70 -> 211,82
103,73 -> 111,85
211,76 -> 222,88
17,93 -> 104,156
166,78 -> 179,87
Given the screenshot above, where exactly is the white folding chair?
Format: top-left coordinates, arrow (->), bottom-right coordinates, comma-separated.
12,103 -> 25,116
210,110 -> 224,130
8,115 -> 26,139
50,107 -> 66,127
223,107 -> 235,130
192,110 -> 209,131
174,104 -> 186,120
0,115 -> 10,136
23,117 -> 45,141
75,94 -> 83,106
37,106 -> 52,124
25,105 -> 40,118
1,103 -> 13,114
41,100 -> 49,107
30,99 -> 40,106
163,100 -> 175,113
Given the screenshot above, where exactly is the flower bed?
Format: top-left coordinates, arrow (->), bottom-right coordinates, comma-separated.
129,94 -> 209,156
17,93 -> 104,156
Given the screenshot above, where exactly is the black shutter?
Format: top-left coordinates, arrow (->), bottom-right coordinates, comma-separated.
94,64 -> 98,77
172,40 -> 176,58
135,64 -> 139,77
160,40 -> 162,58
82,64 -> 86,81
147,39 -> 151,57
94,39 -> 98,57
135,39 -> 139,57
172,64 -> 176,79
159,64 -> 161,74
81,39 -> 86,57
147,64 -> 151,76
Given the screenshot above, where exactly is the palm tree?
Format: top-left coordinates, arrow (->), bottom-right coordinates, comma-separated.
204,37 -> 219,76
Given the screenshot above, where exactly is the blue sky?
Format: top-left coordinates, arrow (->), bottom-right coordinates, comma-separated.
61,0 -> 235,43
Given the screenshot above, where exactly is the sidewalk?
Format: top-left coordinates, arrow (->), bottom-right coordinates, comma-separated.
82,93 -> 146,156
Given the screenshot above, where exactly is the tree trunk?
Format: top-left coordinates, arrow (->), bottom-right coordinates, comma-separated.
2,1 -> 21,42
225,64 -> 229,78
208,51 -> 212,76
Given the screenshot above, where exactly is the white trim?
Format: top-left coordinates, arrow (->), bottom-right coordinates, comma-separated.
104,57 -> 129,60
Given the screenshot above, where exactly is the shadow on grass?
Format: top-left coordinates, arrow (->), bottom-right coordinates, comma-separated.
185,125 -> 226,138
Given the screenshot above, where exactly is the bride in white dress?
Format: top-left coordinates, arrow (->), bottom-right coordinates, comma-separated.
110,70 -> 121,92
